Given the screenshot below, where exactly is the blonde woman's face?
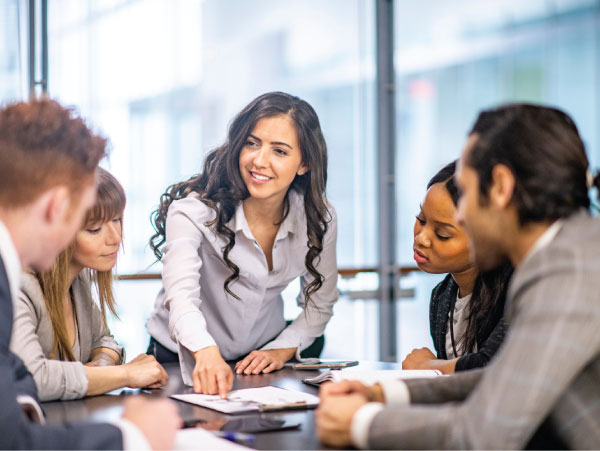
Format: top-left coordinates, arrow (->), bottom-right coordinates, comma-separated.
72,216 -> 122,272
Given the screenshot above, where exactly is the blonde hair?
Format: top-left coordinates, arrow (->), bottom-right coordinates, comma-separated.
37,167 -> 125,361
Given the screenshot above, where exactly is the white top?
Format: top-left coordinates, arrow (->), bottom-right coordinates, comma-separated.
146,190 -> 339,385
0,220 -> 21,305
445,292 -> 473,359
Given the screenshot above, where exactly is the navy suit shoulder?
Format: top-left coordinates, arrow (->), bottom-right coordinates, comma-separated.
0,257 -> 123,449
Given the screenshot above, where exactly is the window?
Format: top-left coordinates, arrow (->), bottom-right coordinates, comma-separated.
0,0 -> 26,103
394,0 -> 600,357
47,0 -> 378,357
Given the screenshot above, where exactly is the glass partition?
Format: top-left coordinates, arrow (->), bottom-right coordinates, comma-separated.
394,0 -> 600,358
0,0 -> 26,103
47,0 -> 377,357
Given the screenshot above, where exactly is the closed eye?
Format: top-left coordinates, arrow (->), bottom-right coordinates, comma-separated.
415,215 -> 425,225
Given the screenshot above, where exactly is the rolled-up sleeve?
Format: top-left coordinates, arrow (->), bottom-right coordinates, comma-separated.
11,290 -> 88,401
262,205 -> 339,352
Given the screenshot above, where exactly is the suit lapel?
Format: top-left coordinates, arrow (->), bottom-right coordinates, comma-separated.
0,257 -> 14,350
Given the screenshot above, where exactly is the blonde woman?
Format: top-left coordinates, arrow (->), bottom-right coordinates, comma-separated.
11,168 -> 168,401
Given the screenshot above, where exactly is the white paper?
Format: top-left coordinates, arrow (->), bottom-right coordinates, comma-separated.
175,429 -> 250,450
171,386 -> 320,414
303,368 -> 442,385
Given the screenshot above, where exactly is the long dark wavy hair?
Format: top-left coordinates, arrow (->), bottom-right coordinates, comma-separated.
428,161 -> 513,354
150,92 -> 331,304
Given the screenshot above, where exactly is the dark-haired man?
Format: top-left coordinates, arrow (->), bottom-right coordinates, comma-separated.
0,99 -> 181,449
316,104 -> 600,449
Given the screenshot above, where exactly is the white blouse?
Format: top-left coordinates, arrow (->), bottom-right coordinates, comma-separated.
445,292 -> 473,359
146,190 -> 339,385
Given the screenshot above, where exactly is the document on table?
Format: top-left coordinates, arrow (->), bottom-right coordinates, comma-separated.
171,386 -> 320,414
303,368 -> 442,386
175,428 -> 249,450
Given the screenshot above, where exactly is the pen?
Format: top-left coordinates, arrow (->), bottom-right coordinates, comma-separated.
212,431 -> 256,444
259,401 -> 308,412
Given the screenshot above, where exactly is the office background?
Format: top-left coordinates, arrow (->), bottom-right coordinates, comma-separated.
2,0 -> 599,361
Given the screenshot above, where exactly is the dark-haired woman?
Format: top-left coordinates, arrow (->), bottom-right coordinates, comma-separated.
403,161 -> 513,374
146,92 -> 338,396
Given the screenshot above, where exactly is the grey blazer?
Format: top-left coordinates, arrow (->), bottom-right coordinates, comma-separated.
10,271 -> 124,401
368,210 -> 600,449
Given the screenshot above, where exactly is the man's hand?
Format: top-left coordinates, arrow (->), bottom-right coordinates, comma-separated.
402,347 -> 437,369
320,380 -> 385,403
192,346 -> 233,398
315,393 -> 368,448
234,348 -> 296,375
122,397 -> 181,450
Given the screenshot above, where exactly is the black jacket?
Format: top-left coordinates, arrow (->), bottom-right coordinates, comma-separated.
429,273 -> 508,371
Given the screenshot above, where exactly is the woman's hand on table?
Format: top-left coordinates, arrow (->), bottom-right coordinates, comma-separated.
402,347 -> 437,369
192,346 -> 233,398
123,354 -> 169,388
402,346 -> 458,374
235,347 -> 296,375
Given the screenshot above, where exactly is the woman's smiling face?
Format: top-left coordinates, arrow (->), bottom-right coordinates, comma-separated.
239,114 -> 307,204
413,182 -> 472,275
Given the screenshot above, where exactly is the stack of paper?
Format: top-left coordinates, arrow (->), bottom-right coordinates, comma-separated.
175,429 -> 249,450
303,368 -> 442,386
171,386 -> 320,414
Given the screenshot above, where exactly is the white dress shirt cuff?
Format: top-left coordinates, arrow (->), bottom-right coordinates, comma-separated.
172,311 -> 217,353
116,418 -> 151,450
350,402 -> 384,449
378,379 -> 411,405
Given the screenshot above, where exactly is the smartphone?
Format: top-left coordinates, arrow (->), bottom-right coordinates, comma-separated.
183,415 -> 301,433
290,360 -> 359,370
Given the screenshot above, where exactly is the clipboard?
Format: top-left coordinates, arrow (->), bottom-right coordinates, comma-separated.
171,386 -> 320,415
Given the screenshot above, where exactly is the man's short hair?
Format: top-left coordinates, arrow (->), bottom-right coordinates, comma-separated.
467,104 -> 590,225
0,98 -> 107,207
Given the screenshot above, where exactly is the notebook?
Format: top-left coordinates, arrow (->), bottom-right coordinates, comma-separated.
303,368 -> 442,386
171,386 -> 320,415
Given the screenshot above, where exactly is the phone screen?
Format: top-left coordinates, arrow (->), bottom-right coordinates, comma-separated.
184,415 -> 301,433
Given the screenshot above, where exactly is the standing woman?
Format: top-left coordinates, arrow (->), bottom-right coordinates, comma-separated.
404,161 -> 513,373
146,92 -> 339,396
11,168 -> 168,401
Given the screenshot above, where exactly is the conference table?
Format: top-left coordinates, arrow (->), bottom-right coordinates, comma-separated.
41,360 -> 402,450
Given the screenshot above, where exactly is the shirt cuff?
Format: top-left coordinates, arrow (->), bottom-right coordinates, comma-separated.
172,311 -> 217,353
378,379 -> 410,405
350,402 -> 384,449
116,418 -> 151,450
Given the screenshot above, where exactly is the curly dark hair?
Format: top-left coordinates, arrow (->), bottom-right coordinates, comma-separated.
428,160 -> 513,355
0,98 -> 107,207
150,92 -> 331,304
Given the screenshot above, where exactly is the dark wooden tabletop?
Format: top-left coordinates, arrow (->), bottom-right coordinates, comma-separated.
41,360 -> 402,450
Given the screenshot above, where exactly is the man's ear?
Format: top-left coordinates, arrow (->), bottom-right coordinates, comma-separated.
39,185 -> 71,226
489,164 -> 515,210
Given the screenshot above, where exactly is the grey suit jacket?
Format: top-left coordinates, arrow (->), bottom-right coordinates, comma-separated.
10,271 -> 123,401
368,211 -> 600,449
